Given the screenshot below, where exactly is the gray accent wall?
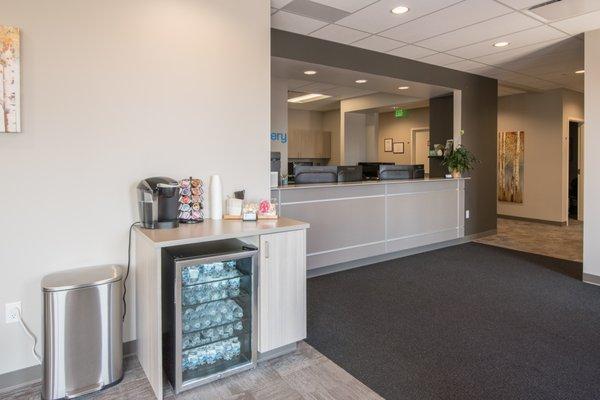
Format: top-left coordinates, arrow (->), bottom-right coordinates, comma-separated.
429,95 -> 454,178
271,29 -> 498,236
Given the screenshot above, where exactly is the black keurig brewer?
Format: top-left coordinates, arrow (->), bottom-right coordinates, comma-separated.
137,177 -> 180,229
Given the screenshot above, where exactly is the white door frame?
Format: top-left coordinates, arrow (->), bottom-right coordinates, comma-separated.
578,122 -> 584,221
411,127 -> 430,164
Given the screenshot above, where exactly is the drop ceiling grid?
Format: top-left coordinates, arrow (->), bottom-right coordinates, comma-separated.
270,0 -> 590,91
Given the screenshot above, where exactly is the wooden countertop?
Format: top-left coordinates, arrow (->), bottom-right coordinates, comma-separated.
274,177 -> 470,190
135,217 -> 309,248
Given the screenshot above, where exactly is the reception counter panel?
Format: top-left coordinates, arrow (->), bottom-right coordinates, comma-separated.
271,178 -> 466,270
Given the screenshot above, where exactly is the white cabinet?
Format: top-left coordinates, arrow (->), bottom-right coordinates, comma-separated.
258,230 -> 307,353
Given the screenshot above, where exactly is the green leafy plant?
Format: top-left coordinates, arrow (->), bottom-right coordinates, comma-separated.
442,145 -> 478,176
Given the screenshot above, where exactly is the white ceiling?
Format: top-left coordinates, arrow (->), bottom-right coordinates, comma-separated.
271,0 -> 597,92
272,56 -> 453,111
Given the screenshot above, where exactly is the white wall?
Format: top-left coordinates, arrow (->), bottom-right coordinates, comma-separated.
323,110 -> 341,165
344,113 -> 367,165
497,90 -> 583,223
0,0 -> 270,375
378,107 -> 430,164
365,113 -> 379,162
271,78 -> 288,175
339,93 -> 421,164
288,109 -> 324,132
584,29 -> 600,279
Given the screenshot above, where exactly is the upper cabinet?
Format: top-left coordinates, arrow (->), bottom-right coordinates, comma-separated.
288,129 -> 331,159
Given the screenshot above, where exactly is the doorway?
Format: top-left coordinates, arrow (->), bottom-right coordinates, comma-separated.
411,128 -> 430,174
568,120 -> 584,221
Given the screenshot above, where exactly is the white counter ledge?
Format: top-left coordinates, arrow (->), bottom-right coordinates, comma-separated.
275,176 -> 469,190
135,217 -> 309,248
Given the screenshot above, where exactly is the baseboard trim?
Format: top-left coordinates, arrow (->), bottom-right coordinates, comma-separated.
0,340 -> 138,392
258,342 -> 298,363
583,273 -> 600,286
0,364 -> 41,393
307,230 -> 494,278
498,214 -> 566,226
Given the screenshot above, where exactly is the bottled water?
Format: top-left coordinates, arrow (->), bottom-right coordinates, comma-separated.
181,261 -> 241,286
181,299 -> 245,333
181,337 -> 243,371
182,277 -> 242,306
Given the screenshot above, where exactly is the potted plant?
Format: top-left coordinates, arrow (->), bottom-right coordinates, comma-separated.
442,145 -> 478,178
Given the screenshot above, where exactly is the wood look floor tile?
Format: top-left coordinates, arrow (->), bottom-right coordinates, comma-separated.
245,380 -> 303,400
476,218 -> 582,262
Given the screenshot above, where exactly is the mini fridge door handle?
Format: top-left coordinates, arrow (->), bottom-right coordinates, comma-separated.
264,241 -> 270,259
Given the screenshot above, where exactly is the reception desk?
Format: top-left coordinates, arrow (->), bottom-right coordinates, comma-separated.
271,178 -> 466,271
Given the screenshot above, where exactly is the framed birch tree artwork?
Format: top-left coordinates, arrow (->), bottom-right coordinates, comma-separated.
0,26 -> 20,133
498,131 -> 524,203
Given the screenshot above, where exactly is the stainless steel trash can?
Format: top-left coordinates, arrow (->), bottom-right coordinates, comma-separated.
41,265 -> 124,400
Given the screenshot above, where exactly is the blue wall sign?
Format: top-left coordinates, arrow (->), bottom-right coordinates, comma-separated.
271,132 -> 287,144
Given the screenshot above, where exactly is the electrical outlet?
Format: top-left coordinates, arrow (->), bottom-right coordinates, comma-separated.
465,210 -> 470,219
5,301 -> 21,324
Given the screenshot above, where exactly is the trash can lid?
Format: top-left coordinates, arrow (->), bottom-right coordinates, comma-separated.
42,265 -> 123,292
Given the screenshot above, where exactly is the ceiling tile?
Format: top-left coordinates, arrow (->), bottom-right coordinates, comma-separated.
550,9 -> 600,34
271,10 -> 328,34
286,79 -> 314,89
474,38 -> 565,64
308,0 -> 378,13
448,25 -> 567,59
445,59 -> 490,72
326,86 -> 377,97
524,0 -> 600,22
335,0 -> 462,34
498,85 -> 527,96
388,45 -> 437,59
352,35 -> 405,52
380,0 -> 512,43
271,8 -> 278,14
271,0 -> 294,8
495,0 -> 546,9
282,0 -> 350,23
297,82 -> 338,92
418,53 -> 463,66
416,12 -> 541,51
310,24 -> 371,44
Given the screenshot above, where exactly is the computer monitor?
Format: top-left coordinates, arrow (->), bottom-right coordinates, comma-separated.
337,166 -> 363,182
293,166 -> 338,184
358,162 -> 394,180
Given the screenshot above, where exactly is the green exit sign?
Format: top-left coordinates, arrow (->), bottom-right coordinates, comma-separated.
394,108 -> 408,118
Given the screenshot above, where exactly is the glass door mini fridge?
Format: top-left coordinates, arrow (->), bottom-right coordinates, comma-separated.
162,239 -> 258,394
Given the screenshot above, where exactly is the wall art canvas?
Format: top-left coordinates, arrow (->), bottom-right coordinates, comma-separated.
384,138 -> 393,152
393,141 -> 405,154
0,26 -> 20,133
498,131 -> 524,203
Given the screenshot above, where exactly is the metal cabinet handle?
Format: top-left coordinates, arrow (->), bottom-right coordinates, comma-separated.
264,241 -> 270,259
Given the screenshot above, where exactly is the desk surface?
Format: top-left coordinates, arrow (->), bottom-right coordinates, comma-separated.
275,177 -> 469,190
135,217 -> 309,248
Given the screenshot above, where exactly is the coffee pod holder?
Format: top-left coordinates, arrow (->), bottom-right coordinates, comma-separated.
178,176 -> 204,223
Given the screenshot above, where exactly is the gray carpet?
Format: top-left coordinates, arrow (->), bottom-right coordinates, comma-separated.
306,243 -> 600,400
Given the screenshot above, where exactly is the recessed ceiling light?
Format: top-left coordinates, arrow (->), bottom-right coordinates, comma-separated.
575,69 -> 585,74
287,93 -> 332,104
398,86 -> 410,90
391,6 -> 409,14
493,41 -> 510,47
303,70 -> 317,75
355,79 -> 367,84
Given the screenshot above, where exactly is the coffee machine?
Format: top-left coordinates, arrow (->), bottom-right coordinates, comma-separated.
137,177 -> 180,229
